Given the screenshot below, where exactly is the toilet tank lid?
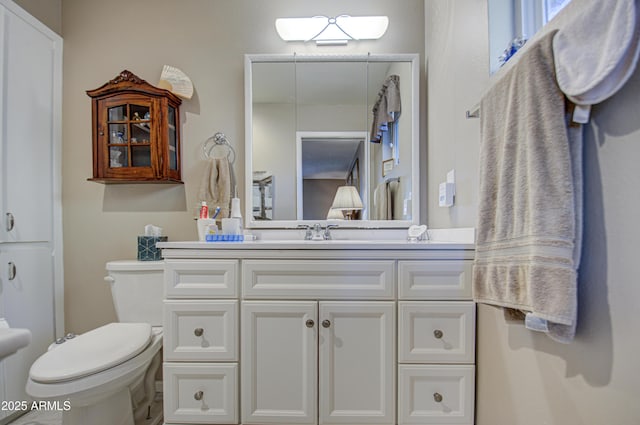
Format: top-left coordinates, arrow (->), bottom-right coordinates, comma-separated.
106,260 -> 164,271
29,323 -> 152,383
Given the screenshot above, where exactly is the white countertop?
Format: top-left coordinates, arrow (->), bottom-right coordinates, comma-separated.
158,228 -> 475,251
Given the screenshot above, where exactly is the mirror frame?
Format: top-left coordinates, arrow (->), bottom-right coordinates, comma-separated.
244,53 -> 420,229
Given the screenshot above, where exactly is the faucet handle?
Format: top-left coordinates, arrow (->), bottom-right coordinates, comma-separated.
324,224 -> 338,240
297,224 -> 313,240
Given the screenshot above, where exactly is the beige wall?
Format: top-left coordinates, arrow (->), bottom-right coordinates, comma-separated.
425,0 -> 640,424
13,0 -> 61,35
60,0 -> 424,333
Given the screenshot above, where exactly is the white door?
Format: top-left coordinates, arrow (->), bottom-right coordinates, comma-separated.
0,244 -> 55,406
318,301 -> 396,425
0,4 -> 56,243
241,301 -> 318,424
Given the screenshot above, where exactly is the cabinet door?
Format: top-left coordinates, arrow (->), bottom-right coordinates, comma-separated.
319,302 -> 395,425
0,244 -> 55,406
241,301 -> 318,424
0,6 -> 56,242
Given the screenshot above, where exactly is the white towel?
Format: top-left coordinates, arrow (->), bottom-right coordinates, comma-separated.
496,0 -> 640,106
198,158 -> 231,218
473,31 -> 580,343
373,182 -> 392,220
553,0 -> 639,104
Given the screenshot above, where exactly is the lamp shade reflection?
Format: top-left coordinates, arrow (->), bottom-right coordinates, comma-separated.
331,186 -> 363,220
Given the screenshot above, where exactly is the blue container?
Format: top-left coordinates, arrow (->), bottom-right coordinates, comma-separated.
137,236 -> 168,261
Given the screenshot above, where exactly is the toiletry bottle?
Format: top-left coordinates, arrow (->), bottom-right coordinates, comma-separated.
230,197 -> 243,229
199,201 -> 209,219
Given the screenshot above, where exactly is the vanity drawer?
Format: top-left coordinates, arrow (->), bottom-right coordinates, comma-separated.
164,300 -> 238,362
398,301 -> 475,363
398,365 -> 475,425
398,260 -> 472,300
164,362 -> 238,424
242,259 -> 395,299
165,259 -> 238,298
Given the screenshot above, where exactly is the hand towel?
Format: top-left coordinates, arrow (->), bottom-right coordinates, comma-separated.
552,0 -> 639,105
198,158 -> 231,219
496,0 -> 639,106
473,31 -> 580,343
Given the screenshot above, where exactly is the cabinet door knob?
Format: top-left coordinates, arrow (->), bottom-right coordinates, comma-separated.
433,392 -> 443,403
194,390 -> 204,401
305,319 -> 315,328
433,329 -> 443,339
194,328 -> 204,337
322,319 -> 331,328
6,212 -> 14,231
8,262 -> 16,280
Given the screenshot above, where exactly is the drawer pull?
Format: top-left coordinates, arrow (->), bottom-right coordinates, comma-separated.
194,390 -> 204,401
305,319 -> 315,328
322,319 -> 331,328
433,392 -> 443,403
433,329 -> 443,339
194,328 -> 204,337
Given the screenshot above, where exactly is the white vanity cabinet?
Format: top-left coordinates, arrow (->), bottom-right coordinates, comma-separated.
160,241 -> 476,425
162,260 -> 240,424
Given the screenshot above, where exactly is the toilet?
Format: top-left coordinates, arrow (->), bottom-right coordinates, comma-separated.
26,260 -> 164,425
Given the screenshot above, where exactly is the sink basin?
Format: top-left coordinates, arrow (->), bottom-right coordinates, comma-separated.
0,327 -> 32,360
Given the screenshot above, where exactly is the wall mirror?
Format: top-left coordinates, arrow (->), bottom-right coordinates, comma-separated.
245,53 -> 419,228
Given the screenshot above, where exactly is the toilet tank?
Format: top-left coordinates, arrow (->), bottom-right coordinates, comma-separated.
105,260 -> 164,326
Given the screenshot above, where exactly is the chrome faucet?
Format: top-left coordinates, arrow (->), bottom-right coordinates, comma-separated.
298,224 -> 338,240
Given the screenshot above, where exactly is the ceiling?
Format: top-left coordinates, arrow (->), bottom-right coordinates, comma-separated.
301,137 -> 363,179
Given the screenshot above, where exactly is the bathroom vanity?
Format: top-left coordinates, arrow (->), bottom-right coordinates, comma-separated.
159,236 -> 476,425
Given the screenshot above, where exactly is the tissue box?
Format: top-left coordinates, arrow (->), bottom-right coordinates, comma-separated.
137,236 -> 168,261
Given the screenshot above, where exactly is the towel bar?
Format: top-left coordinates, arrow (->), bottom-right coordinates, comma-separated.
466,104 -> 480,119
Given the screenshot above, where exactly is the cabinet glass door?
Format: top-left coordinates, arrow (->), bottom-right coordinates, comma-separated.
168,106 -> 178,170
106,102 -> 151,169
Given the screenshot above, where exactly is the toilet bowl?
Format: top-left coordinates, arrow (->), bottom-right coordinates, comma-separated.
26,260 -> 164,425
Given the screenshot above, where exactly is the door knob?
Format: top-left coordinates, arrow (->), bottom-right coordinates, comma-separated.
322,319 -> 331,328
194,390 -> 204,401
433,329 -> 443,339
194,328 -> 204,337
305,319 -> 315,328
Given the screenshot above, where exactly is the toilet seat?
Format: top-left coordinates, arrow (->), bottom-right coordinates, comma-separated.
30,322 -> 152,383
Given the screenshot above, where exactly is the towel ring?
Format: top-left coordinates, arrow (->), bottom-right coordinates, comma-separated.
203,132 -> 236,164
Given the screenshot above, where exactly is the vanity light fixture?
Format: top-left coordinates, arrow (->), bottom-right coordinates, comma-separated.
331,186 -> 364,220
275,15 -> 389,45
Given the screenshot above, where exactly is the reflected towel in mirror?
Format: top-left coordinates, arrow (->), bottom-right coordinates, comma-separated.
373,182 -> 392,220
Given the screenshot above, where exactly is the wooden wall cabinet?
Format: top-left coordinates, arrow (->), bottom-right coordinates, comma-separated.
87,70 -> 182,183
